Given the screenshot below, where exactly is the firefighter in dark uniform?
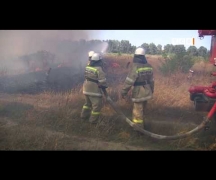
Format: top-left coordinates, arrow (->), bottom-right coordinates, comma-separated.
121,47 -> 154,128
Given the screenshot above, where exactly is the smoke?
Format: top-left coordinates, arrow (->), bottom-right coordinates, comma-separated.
91,41 -> 109,54
0,30 -> 90,58
0,30 -> 108,74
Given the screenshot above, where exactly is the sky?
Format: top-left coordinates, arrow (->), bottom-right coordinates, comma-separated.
95,30 -> 212,50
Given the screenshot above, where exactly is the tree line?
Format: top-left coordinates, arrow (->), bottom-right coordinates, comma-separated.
19,39 -> 210,70
64,39 -> 209,58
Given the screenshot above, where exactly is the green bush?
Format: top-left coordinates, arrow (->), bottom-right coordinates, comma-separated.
191,56 -> 206,63
159,53 -> 195,75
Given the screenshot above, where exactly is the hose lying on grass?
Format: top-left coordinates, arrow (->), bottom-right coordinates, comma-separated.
102,88 -> 214,140
43,68 -> 212,140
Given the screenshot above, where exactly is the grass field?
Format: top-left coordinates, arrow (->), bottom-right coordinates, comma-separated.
1,53 -> 216,150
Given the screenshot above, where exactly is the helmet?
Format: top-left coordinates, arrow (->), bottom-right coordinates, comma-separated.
88,51 -> 95,57
91,53 -> 102,61
135,47 -> 145,55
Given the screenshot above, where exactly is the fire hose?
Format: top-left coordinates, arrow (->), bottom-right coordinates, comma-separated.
44,68 -> 214,140
102,88 -> 215,140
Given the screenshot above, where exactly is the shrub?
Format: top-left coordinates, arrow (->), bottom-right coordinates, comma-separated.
159,53 -> 195,75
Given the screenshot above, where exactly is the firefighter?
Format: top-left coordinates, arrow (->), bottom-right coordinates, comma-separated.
121,47 -> 154,129
81,53 -> 108,124
87,51 -> 95,65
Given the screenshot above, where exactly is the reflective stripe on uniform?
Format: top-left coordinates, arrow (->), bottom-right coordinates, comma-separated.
83,105 -> 91,109
91,111 -> 100,115
126,77 -> 135,83
86,66 -> 98,73
132,95 -> 152,102
98,78 -> 106,83
125,77 -> 135,85
132,119 -> 143,123
83,91 -> 102,97
136,67 -> 153,73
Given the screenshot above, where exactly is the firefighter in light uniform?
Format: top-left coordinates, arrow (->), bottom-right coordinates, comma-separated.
81,53 -> 108,124
87,51 -> 95,65
121,47 -> 154,128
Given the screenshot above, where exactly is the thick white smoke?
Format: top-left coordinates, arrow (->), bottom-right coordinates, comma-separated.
0,30 -> 108,74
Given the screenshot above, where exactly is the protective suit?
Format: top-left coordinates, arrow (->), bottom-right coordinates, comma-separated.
81,53 -> 108,124
121,47 -> 154,128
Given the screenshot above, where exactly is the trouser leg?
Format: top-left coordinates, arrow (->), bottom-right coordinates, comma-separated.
143,101 -> 147,114
143,101 -> 148,129
81,95 -> 92,120
89,96 -> 103,124
132,102 -> 144,128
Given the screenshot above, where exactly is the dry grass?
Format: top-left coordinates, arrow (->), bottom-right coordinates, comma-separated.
0,53 -> 216,150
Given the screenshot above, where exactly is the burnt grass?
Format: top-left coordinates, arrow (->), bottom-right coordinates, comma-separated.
0,65 -> 127,95
0,67 -> 83,94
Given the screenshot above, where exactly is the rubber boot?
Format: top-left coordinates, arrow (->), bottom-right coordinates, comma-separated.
81,108 -> 91,122
89,114 -> 100,124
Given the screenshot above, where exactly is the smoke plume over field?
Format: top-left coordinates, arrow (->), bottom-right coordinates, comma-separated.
0,30 -> 110,94
0,30 -> 108,73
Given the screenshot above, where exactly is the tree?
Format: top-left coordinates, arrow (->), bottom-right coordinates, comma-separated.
164,44 -> 175,54
187,46 -> 198,56
107,40 -> 121,53
141,43 -> 150,54
197,46 -> 208,57
157,44 -> 162,54
173,45 -> 186,55
149,43 -> 157,55
120,40 -> 131,53
129,45 -> 137,54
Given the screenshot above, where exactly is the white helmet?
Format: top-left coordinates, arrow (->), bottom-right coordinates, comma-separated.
88,51 -> 95,57
91,53 -> 102,61
135,47 -> 145,55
